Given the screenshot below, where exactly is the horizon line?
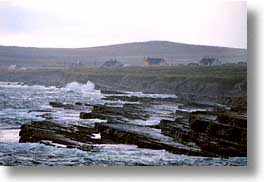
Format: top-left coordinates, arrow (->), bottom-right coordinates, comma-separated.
0,40 -> 247,50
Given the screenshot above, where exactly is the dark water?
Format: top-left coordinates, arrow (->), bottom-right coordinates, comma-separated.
0,81 -> 247,166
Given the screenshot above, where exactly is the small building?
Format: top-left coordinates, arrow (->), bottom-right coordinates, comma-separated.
144,57 -> 167,66
199,56 -> 221,66
101,59 -> 123,68
70,60 -> 82,69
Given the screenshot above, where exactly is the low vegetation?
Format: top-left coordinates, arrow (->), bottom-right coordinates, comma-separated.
65,64 -> 246,80
0,64 -> 247,97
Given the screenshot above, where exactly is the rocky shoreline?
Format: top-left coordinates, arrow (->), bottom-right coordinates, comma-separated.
19,90 -> 247,158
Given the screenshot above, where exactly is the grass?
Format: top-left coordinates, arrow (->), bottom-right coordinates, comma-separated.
64,64 -> 247,81
0,64 -> 246,96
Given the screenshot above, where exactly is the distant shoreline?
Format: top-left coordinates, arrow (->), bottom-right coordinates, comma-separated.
0,64 -> 247,98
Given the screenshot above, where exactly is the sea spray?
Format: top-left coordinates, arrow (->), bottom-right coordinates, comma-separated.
62,81 -> 103,104
63,81 -> 97,94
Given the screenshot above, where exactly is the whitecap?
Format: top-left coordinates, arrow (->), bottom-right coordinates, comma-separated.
63,81 -> 99,94
0,82 -> 58,91
124,91 -> 177,99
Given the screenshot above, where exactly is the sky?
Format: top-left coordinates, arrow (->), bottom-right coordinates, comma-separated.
0,0 -> 247,48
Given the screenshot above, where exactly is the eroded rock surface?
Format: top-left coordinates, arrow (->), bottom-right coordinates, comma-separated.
19,121 -> 99,151
19,91 -> 247,158
159,109 -> 247,157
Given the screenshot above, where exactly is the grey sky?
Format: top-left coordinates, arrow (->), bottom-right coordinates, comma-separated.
0,0 -> 247,48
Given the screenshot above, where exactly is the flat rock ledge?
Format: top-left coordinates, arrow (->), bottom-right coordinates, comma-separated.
19,94 -> 247,158
159,110 -> 247,157
94,123 -> 212,156
19,121 -> 99,151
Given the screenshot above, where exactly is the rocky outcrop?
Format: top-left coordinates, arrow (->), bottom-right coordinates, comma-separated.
95,123 -> 207,156
19,121 -> 99,151
103,95 -> 178,103
159,109 -> 247,157
49,102 -> 90,110
80,104 -> 149,122
176,94 -> 247,112
19,91 -> 247,158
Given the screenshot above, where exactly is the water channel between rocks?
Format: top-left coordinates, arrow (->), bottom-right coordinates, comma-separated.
0,81 -> 247,166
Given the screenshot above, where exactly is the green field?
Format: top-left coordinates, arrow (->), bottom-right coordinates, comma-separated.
0,64 -> 247,97
62,64 -> 247,96
66,64 -> 246,79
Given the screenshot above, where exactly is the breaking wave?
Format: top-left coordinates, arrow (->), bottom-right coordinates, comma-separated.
62,81 -> 101,98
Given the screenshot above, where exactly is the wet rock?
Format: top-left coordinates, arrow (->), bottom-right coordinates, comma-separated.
190,111 -> 247,157
103,95 -> 178,103
95,123 -> 212,156
20,91 -> 247,158
28,109 -> 52,113
159,109 -> 247,157
49,102 -> 76,109
175,109 -> 206,118
80,104 -> 149,122
101,90 -> 127,95
38,113 -> 52,120
80,112 -> 93,119
223,96 -> 247,112
217,111 -> 247,128
49,101 -> 92,110
191,118 -> 246,139
19,121 -> 99,150
39,140 -> 95,152
159,118 -> 193,143
80,112 -> 106,120
177,94 -> 246,112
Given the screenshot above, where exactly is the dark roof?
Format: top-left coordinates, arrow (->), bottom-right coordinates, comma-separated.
145,58 -> 165,64
101,59 -> 123,67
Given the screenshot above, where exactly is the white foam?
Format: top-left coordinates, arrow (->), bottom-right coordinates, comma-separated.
63,81 -> 96,93
79,119 -> 107,124
0,129 -> 20,143
91,133 -> 101,139
176,108 -> 208,112
124,91 -> 177,99
0,109 -> 46,121
0,82 -> 58,90
131,117 -> 161,126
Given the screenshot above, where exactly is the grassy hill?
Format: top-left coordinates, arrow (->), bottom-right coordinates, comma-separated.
0,41 -> 247,68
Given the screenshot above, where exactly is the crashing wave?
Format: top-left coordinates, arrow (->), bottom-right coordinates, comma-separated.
64,81 -> 95,92
63,81 -> 97,93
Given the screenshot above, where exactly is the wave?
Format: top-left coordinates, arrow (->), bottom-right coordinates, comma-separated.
0,143 -> 247,166
0,82 -> 58,90
0,81 -> 98,95
63,81 -> 98,94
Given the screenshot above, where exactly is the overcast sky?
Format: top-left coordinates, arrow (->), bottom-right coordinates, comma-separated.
0,0 -> 247,48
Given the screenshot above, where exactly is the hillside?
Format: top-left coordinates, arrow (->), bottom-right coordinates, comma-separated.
0,64 -> 247,97
0,41 -> 247,67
